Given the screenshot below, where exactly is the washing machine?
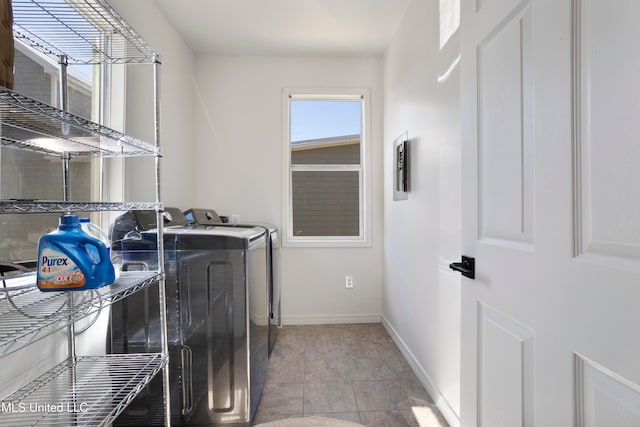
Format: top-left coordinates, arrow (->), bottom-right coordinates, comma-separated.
108,209 -> 268,426
183,208 -> 281,355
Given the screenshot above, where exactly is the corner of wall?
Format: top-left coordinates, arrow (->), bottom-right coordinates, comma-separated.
382,0 -> 462,421
382,316 -> 460,427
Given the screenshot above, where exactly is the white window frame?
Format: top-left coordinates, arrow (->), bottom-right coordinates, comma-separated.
282,88 -> 372,247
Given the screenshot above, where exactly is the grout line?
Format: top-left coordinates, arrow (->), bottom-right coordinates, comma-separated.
350,377 -> 363,425
301,344 -> 306,415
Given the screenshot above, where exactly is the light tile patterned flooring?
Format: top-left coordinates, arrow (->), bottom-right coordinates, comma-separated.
254,324 -> 449,427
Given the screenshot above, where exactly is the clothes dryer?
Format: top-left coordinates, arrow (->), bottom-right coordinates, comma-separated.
109,210 -> 268,426
183,208 -> 281,354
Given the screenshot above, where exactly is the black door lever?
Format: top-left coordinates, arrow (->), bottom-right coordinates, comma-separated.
449,255 -> 475,279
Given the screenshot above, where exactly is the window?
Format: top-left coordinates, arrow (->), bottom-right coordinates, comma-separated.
0,11 -> 115,263
283,89 -> 371,246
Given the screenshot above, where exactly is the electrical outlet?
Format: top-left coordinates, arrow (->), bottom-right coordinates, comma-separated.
345,276 -> 354,289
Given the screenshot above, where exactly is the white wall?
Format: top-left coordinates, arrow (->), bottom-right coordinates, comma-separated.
82,4 -> 461,424
109,0 -> 196,208
382,0 -> 461,425
192,56 -> 384,323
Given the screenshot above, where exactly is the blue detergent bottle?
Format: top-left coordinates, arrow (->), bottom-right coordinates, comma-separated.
37,215 -> 116,291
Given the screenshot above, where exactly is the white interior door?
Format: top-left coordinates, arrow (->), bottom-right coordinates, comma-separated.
459,0 -> 640,425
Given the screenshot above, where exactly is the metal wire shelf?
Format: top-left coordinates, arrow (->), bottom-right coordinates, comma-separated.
0,353 -> 167,426
12,0 -> 159,65
0,88 -> 160,157
0,200 -> 161,214
4,1 -> 170,424
0,271 -> 162,357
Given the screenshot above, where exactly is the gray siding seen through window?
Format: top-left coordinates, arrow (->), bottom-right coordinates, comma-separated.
292,170 -> 359,236
0,46 -> 94,262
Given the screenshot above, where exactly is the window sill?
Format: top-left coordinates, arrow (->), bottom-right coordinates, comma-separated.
283,237 -> 371,248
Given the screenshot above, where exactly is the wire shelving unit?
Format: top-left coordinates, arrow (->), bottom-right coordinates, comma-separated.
0,271 -> 162,357
0,87 -> 160,157
12,0 -> 157,65
0,0 -> 170,425
0,200 -> 160,214
1,354 -> 165,426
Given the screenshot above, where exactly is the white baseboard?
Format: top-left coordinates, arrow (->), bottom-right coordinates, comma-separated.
382,315 -> 460,427
282,313 -> 381,325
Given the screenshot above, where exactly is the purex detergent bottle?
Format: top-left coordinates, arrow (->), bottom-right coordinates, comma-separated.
37,214 -> 115,291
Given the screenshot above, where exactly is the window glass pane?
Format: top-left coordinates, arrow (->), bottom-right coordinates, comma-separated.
0,44 -> 97,263
292,171 -> 359,237
290,99 -> 361,165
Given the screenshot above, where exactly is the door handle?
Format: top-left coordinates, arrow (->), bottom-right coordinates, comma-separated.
181,345 -> 193,416
449,255 -> 475,279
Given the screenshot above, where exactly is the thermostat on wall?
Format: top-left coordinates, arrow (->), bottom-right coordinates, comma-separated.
393,131 -> 409,201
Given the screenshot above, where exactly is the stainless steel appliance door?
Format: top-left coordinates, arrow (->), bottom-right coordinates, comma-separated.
205,252 -> 248,424
268,229 -> 281,356
247,237 -> 268,421
202,236 -> 267,425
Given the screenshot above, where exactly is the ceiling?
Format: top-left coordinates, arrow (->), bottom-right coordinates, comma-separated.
152,0 -> 411,57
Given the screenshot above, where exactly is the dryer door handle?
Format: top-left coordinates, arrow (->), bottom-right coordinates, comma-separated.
181,345 -> 193,415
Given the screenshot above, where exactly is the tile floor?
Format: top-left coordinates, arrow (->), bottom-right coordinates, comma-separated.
254,324 -> 449,427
